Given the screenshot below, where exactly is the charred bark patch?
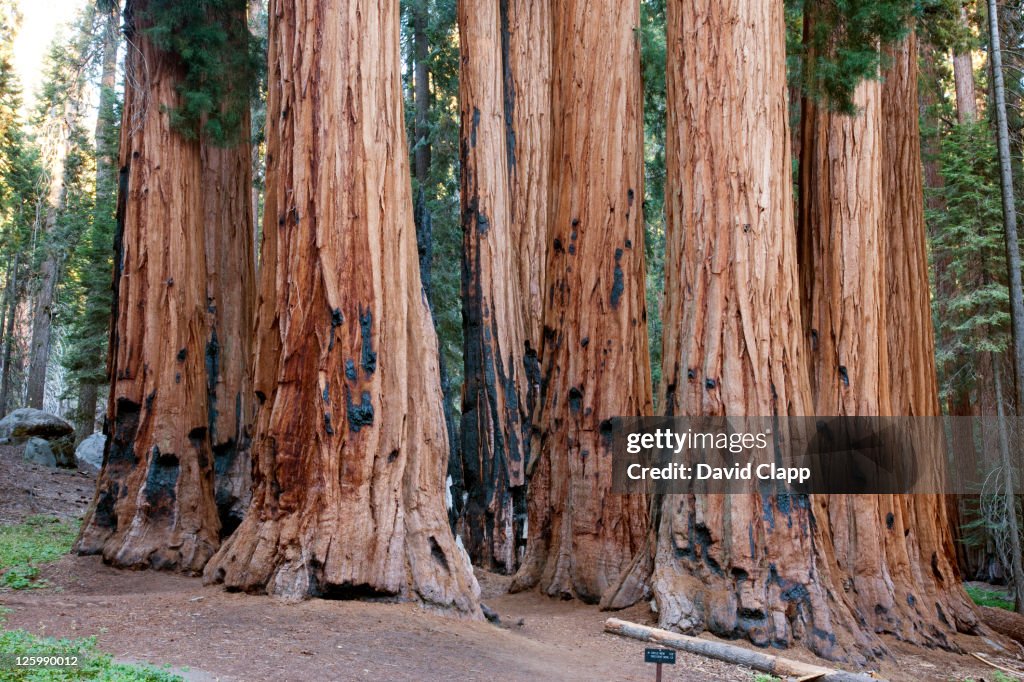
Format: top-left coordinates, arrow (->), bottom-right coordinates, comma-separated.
213,439 -> 244,537
329,308 -> 343,350
470,106 -> 481,147
91,482 -> 122,531
567,386 -> 583,413
320,582 -> 397,601
610,248 -> 624,307
358,307 -> 377,374
205,331 -> 220,441
143,448 -> 180,520
345,388 -> 374,432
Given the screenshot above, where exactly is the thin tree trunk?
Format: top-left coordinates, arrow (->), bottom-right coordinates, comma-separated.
511,0 -> 651,603
202,0 -> 481,614
76,0 -> 220,573
75,381 -> 98,442
26,251 -> 58,409
954,5 -> 977,124
26,121 -> 72,410
413,1 -> 430,187
988,0 -> 1024,418
75,0 -> 121,442
0,254 -> 20,415
992,354 -> 1024,612
987,0 -> 1024,610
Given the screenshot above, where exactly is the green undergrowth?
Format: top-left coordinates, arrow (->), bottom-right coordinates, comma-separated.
965,584 -> 1015,611
0,579 -> 183,680
0,516 -> 80,590
0,630 -> 184,681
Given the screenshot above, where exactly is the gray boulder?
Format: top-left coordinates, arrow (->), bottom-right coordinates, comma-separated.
0,408 -> 74,442
24,434 -> 75,468
75,432 -> 106,473
24,437 -> 57,467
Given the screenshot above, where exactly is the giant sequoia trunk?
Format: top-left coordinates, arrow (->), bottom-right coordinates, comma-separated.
457,0 -> 545,574
201,7 -> 256,537
505,0 -> 550,350
202,0 -> 480,614
510,0 -> 651,603
201,125 -> 255,538
627,0 -> 869,661
796,26 -> 977,652
76,1 -> 221,573
880,32 -> 979,636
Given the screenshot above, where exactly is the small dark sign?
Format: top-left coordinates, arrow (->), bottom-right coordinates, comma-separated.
644,648 -> 676,664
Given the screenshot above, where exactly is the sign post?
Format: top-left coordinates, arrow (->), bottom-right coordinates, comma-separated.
644,647 -> 676,681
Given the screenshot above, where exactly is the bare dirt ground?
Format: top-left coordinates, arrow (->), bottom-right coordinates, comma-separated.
0,444 -> 1020,681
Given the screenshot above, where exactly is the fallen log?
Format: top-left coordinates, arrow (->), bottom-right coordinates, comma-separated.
980,605 -> 1024,645
603,617 -> 883,682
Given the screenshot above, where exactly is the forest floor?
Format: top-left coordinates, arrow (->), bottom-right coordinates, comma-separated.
0,444 -> 1021,682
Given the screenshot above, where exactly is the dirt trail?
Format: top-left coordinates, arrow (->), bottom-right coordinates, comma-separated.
0,445 -> 1018,681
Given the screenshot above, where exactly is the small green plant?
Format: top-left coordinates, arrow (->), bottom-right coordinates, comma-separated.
965,584 -> 1016,611
752,674 -> 781,682
0,629 -> 184,681
0,516 -> 80,590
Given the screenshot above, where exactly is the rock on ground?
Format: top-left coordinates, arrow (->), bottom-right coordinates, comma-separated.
22,434 -> 75,469
0,408 -> 74,442
23,437 -> 57,467
75,432 -> 106,473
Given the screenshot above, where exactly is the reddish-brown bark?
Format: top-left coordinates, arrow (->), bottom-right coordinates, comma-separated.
511,0 -> 651,603
76,0 -> 221,573
457,0 -> 532,573
201,122 -> 256,537
795,27 -> 978,652
202,0 -> 480,614
880,33 -> 978,636
634,0 -> 867,661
